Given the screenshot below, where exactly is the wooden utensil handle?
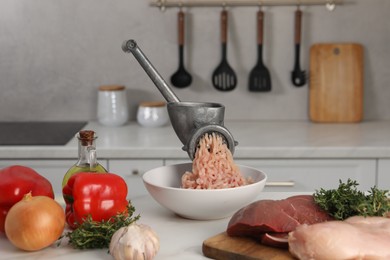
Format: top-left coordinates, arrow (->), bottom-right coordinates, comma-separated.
221,10 -> 228,44
178,11 -> 185,46
257,10 -> 264,45
294,9 -> 302,44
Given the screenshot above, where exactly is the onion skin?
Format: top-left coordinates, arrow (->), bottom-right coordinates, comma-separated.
4,193 -> 65,251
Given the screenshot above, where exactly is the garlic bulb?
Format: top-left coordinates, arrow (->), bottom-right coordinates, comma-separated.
110,223 -> 160,260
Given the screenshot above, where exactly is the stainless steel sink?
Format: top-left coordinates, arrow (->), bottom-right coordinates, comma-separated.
0,121 -> 87,145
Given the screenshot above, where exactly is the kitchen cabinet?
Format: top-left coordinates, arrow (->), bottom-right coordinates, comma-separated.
0,159 -> 108,194
237,159 -> 376,192
0,159 -> 163,197
377,159 -> 390,189
165,159 -> 377,192
0,158 -> 378,195
165,159 -> 191,165
108,159 -> 164,198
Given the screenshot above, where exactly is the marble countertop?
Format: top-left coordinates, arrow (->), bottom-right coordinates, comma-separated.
0,192 -> 297,260
1,120 -> 390,159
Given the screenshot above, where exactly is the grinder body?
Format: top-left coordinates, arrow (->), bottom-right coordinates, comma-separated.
168,102 -> 237,160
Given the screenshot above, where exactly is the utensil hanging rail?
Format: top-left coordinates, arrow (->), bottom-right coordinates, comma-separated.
151,0 -> 342,9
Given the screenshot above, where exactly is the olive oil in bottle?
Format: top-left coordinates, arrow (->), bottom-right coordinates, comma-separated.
62,130 -> 107,188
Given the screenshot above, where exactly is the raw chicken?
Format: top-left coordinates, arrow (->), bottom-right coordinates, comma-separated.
288,216 -> 390,260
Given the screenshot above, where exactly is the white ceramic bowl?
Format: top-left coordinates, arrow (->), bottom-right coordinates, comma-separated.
143,163 -> 267,220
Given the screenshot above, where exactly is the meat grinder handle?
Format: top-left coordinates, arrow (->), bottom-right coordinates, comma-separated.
122,39 -> 180,103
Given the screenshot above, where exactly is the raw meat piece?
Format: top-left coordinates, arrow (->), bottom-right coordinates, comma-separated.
288,216 -> 390,260
227,195 -> 333,237
227,195 -> 333,248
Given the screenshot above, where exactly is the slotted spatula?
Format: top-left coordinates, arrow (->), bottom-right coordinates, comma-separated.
291,8 -> 306,87
248,10 -> 271,92
212,9 -> 237,91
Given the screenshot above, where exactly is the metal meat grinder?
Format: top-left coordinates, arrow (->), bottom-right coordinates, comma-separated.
122,39 -> 238,160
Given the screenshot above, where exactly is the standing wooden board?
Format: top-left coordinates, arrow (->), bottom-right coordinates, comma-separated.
202,232 -> 295,260
309,43 -> 364,123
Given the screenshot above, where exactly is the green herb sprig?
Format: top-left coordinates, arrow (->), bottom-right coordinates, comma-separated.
61,201 -> 140,249
313,179 -> 390,220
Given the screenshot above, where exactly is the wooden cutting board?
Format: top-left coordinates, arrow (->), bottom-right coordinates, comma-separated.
309,43 -> 364,123
202,232 -> 295,260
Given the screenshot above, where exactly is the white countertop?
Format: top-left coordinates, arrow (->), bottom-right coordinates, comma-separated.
1,120 -> 390,159
0,192 -> 297,260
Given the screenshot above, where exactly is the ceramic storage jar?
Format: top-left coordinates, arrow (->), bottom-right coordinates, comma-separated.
137,101 -> 169,127
97,85 -> 129,126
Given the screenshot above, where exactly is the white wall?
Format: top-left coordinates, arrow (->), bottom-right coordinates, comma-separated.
0,0 -> 388,121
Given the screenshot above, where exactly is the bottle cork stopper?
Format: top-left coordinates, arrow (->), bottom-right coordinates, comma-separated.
78,130 -> 95,146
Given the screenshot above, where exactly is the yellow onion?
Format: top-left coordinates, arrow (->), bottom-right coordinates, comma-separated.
4,192 -> 65,251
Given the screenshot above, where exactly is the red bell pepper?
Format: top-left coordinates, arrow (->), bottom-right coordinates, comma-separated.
62,172 -> 129,229
0,165 -> 54,233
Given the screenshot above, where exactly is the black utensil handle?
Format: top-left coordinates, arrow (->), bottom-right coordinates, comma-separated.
221,10 -> 228,44
178,11 -> 185,46
257,10 -> 264,45
294,9 -> 302,44
294,44 -> 301,70
178,45 -> 184,67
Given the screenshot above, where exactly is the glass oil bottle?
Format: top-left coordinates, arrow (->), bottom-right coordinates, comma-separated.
62,130 -> 107,188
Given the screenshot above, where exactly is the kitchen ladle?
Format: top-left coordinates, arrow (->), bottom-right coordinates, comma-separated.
170,10 -> 192,88
122,39 -> 237,160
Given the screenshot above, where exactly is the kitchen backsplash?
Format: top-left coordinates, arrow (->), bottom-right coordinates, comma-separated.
0,0 -> 389,122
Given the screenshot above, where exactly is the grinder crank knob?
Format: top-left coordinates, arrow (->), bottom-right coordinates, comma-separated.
186,124 -> 238,160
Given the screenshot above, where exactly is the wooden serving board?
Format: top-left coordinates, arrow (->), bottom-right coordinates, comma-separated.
202,232 -> 295,260
309,43 -> 364,123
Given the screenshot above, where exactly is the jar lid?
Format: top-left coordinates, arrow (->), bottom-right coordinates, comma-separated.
99,85 -> 125,91
139,101 -> 166,107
